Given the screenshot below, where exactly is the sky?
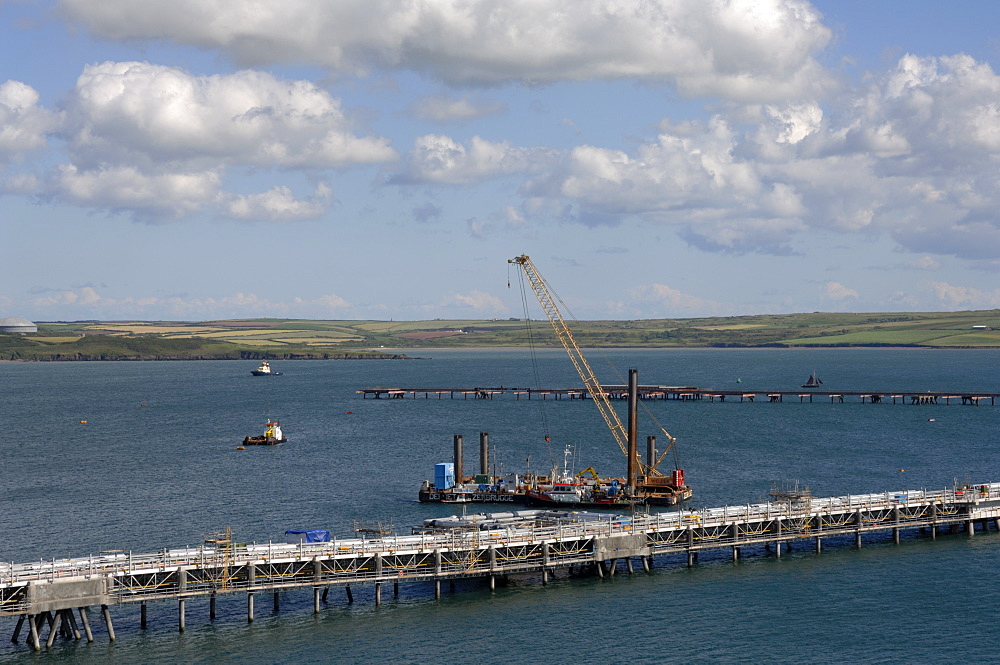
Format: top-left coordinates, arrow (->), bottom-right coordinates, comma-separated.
3,1 -> 1000,323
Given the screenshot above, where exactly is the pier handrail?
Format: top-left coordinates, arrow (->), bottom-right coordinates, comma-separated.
3,484 -> 997,588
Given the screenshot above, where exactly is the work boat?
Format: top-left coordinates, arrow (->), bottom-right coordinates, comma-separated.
241,420 -> 287,446
251,360 -> 282,376
524,445 -> 633,508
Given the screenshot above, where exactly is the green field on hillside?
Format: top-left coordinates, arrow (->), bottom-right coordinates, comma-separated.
1,310 -> 998,360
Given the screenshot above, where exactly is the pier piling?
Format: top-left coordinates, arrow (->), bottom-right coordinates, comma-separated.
79,608 -> 93,642
101,604 -> 115,641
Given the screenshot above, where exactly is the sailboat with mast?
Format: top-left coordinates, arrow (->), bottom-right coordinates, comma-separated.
802,371 -> 823,388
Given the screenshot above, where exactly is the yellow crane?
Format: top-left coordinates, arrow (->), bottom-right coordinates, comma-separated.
508,254 -> 680,486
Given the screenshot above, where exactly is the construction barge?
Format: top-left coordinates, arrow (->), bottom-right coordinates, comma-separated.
418,430 -> 689,507
6,482 -> 1000,651
420,254 -> 691,510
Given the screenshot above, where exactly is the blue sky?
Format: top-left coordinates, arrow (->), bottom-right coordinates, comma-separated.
3,0 -> 1000,322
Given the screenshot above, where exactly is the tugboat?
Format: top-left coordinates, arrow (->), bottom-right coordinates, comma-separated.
242,420 -> 287,446
251,360 -> 282,376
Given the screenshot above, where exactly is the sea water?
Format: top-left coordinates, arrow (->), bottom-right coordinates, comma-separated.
1,348 -> 998,663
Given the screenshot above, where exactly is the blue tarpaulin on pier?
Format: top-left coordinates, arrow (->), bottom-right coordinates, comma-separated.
285,529 -> 331,544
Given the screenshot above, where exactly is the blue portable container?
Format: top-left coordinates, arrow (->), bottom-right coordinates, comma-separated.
435,462 -> 456,489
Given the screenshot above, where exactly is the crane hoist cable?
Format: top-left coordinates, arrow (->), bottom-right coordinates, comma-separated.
511,264 -> 556,470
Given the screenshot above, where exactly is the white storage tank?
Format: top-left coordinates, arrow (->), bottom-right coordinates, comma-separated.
0,317 -> 37,334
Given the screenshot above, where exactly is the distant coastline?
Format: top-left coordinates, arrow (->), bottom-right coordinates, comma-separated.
2,311 -> 998,360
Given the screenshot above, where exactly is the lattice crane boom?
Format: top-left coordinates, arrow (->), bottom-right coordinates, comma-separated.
509,254 -> 632,461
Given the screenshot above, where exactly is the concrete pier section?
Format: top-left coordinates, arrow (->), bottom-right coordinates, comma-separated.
5,483 -> 1000,649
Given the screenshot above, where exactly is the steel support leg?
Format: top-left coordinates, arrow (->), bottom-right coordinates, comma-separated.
102,604 -> 116,641
66,608 -> 81,640
27,614 -> 40,651
79,607 -> 94,643
11,615 -> 24,643
45,611 -> 62,648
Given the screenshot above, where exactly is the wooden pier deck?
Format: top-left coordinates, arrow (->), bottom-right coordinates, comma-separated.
358,386 -> 999,405
5,483 -> 1000,650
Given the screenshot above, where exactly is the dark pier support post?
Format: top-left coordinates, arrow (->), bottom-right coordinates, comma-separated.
210,592 -> 217,619
345,584 -> 354,603
687,526 -> 695,567
140,601 -> 147,628
11,615 -> 24,644
542,543 -> 550,585
321,587 -> 329,603
178,598 -> 186,633
101,604 -> 116,641
375,583 -> 382,606
313,587 -> 321,614
595,561 -> 604,579
930,504 -> 938,540
247,592 -> 255,622
394,580 -> 399,597
731,523 -> 740,561
626,558 -> 634,574
855,510 -> 864,549
642,556 -> 651,573
79,607 -> 93,643
273,590 -> 280,612
893,506 -> 901,544
65,609 -> 81,641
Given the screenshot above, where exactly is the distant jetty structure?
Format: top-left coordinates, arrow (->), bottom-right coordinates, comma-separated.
357,385 -> 999,406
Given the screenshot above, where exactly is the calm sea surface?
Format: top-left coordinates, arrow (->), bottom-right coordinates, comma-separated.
2,348 -> 999,663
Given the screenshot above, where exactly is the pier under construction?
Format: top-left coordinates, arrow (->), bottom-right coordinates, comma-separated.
4,482 -> 1000,651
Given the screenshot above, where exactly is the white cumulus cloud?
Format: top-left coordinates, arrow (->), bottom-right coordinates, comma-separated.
412,95 -> 506,123
0,80 -> 62,160
399,134 -> 553,184
66,61 -> 396,170
928,281 -> 1000,309
58,0 -> 832,100
822,281 -> 859,301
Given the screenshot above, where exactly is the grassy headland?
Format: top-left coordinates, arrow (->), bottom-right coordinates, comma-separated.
1,310 -> 998,360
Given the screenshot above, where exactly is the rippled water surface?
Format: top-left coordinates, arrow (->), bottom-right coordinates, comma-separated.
2,348 -> 998,663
